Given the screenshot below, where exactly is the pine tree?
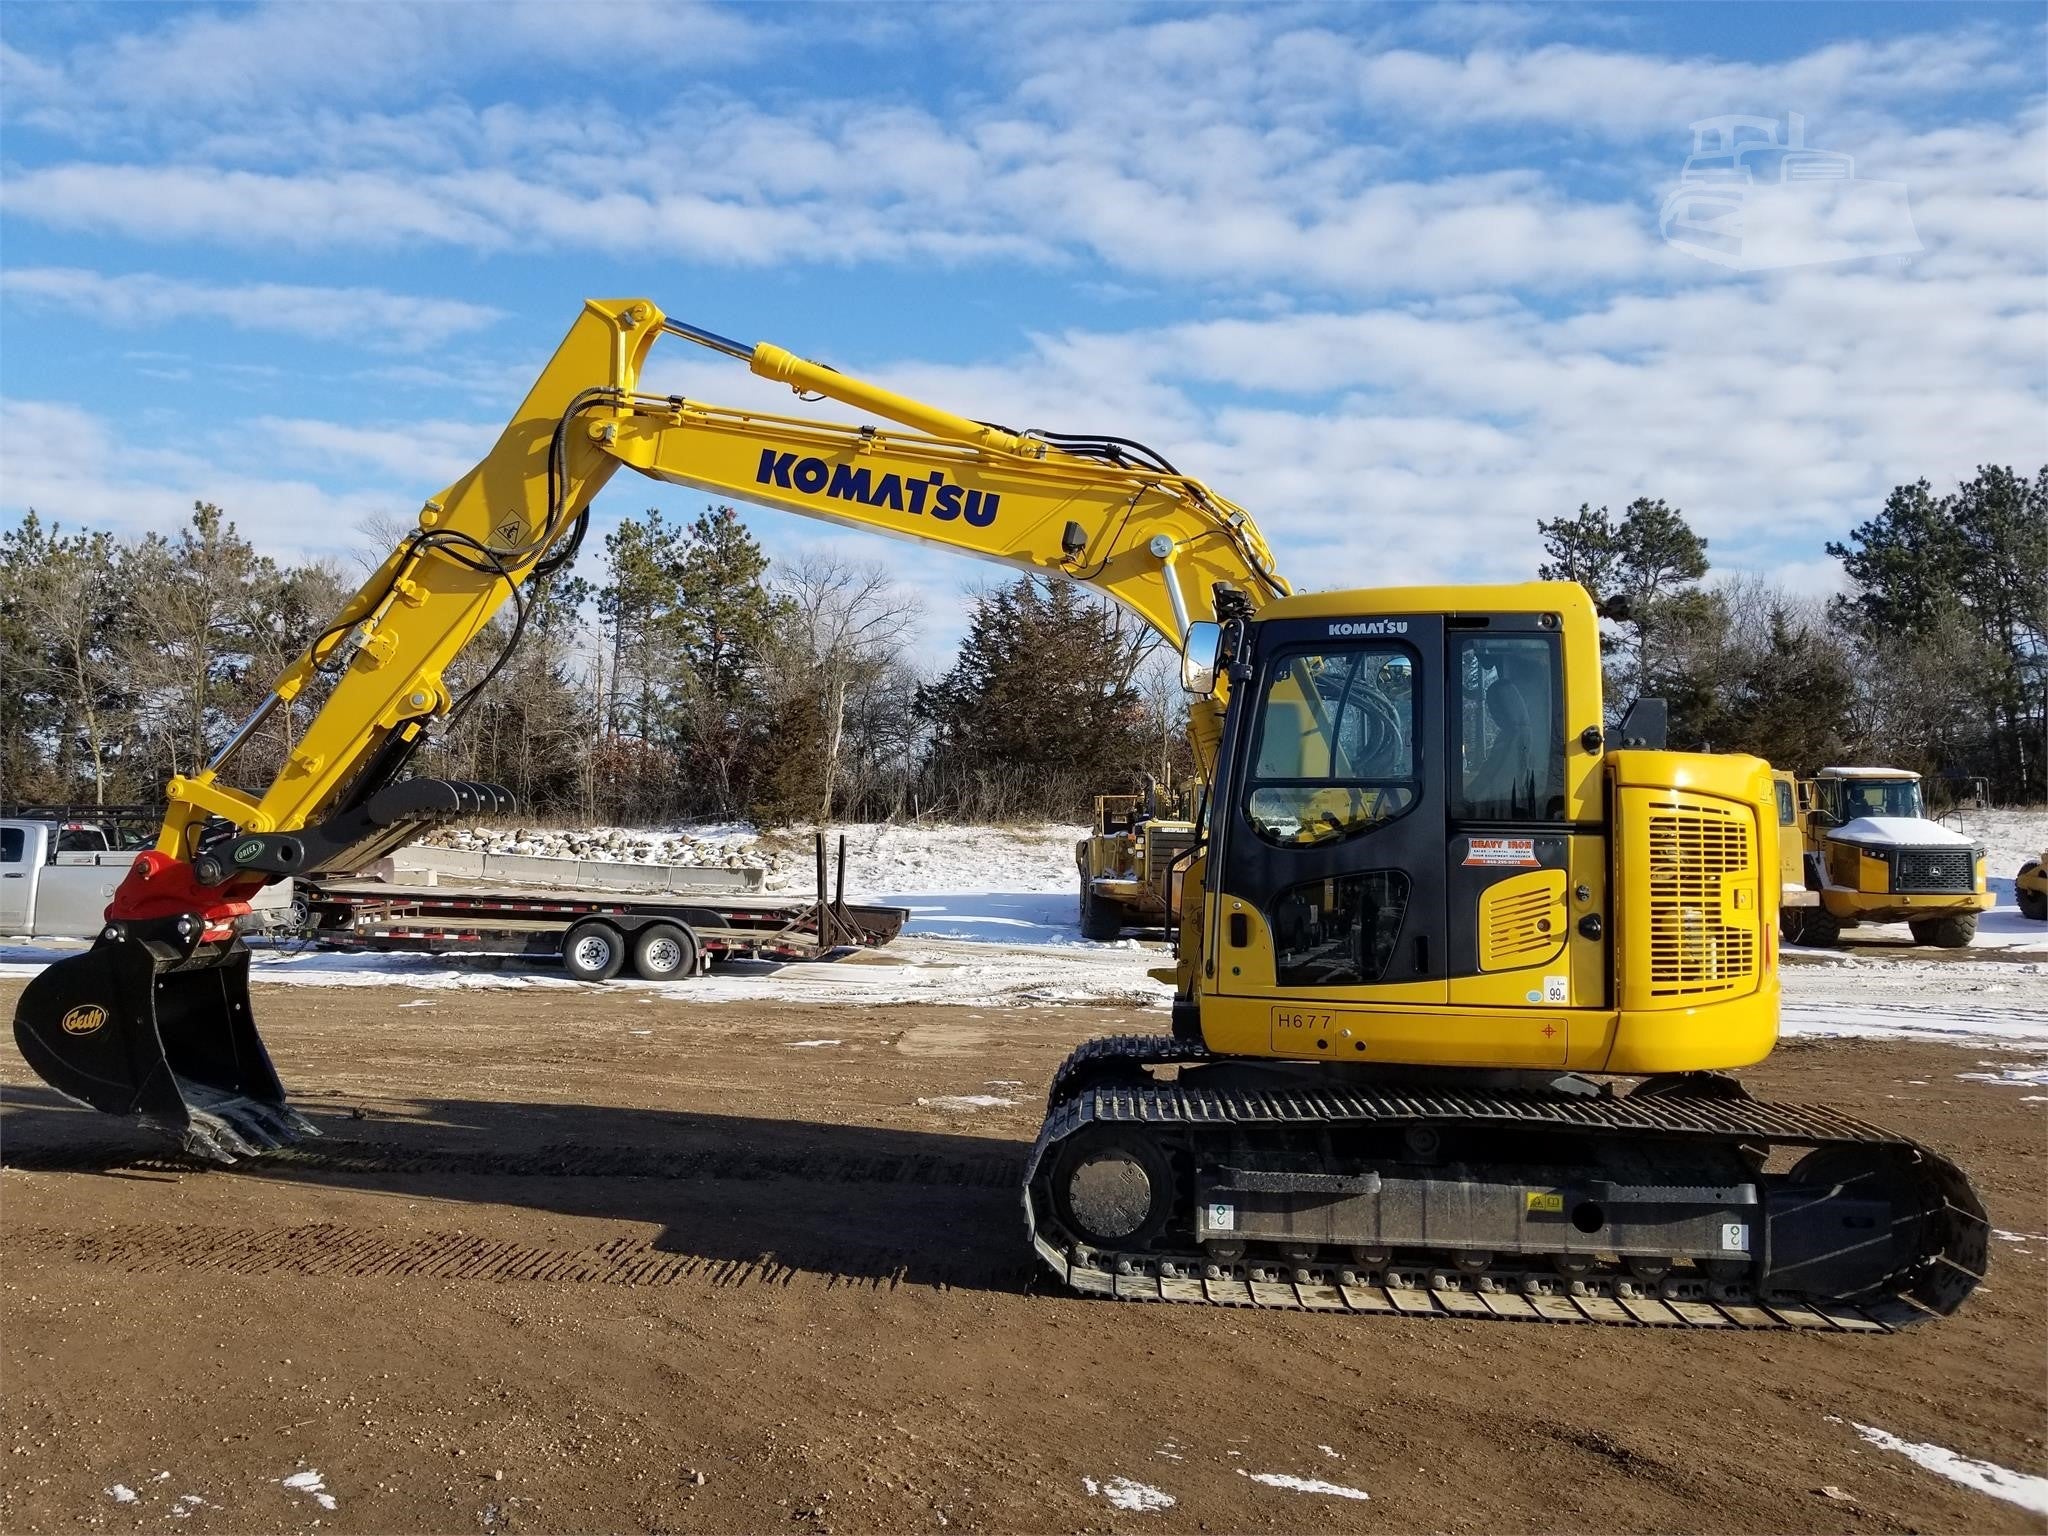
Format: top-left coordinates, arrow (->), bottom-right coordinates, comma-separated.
1539,496 -> 1711,724
1830,466 -> 2047,797
917,576 -> 1158,819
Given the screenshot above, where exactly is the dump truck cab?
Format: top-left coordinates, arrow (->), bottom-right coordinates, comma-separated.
1785,767 -> 1991,948
1770,770 -> 1817,915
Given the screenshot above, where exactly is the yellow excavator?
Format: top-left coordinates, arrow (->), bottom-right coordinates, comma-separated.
13,299 -> 1985,1330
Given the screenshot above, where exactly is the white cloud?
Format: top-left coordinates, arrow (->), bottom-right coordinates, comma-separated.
0,400 -> 404,563
3,11 -> 2031,300
1,269 -> 506,351
1,1 -> 766,127
248,418 -> 500,486
1354,33 -> 2019,136
0,5 -> 2037,656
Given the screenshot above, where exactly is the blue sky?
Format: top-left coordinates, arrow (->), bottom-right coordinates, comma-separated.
2,1 -> 2042,656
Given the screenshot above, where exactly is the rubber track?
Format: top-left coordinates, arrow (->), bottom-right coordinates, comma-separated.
1023,1036 -> 1989,1332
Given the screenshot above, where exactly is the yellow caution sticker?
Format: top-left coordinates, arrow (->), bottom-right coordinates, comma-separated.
1525,1191 -> 1564,1213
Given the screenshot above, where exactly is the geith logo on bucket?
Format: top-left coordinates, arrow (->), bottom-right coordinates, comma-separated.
61,1005 -> 108,1036
755,450 -> 999,527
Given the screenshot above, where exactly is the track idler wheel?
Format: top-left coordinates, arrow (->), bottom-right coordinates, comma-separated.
12,925 -> 316,1164
1050,1127 -> 1177,1253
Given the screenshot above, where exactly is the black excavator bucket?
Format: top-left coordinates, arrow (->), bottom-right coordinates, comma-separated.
12,924 -> 316,1164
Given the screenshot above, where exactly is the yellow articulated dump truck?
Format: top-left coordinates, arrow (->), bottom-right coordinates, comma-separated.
1781,767 -> 1991,948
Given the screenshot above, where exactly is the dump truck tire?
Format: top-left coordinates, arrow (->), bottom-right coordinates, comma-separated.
1782,907 -> 1840,948
1909,913 -> 1977,949
2018,866 -> 2045,921
561,919 -> 626,981
1079,882 -> 1123,942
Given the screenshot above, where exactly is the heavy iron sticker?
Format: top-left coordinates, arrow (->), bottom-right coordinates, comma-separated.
1463,837 -> 1539,867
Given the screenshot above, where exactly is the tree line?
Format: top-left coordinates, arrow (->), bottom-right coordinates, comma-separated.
0,501 -> 1179,825
3,463 -> 2040,828
1538,465 -> 2046,802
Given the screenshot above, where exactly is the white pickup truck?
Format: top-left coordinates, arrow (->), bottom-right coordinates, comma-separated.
0,818 -> 289,939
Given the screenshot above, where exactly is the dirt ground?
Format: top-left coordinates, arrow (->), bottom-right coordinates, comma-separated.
2,978 -> 2042,1535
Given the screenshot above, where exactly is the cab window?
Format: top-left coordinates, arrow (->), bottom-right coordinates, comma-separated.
1243,645 -> 1416,847
1842,780 -> 1922,819
1452,634 -> 1564,822
0,828 -> 23,864
1774,779 -> 1796,825
1271,870 -> 1410,987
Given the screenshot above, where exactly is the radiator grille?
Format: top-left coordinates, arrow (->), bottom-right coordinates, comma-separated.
1892,848 -> 1973,893
1647,808 -> 1757,996
1144,827 -> 1196,899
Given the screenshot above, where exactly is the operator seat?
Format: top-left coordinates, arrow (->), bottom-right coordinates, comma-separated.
1470,678 -> 1537,810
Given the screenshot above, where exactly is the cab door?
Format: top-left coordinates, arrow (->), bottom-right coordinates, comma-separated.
1441,622 -> 1594,1051
1205,615 -> 1451,1060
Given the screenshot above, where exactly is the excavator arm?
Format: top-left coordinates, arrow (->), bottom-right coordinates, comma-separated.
13,297 -> 1286,1158
161,299 -> 1284,896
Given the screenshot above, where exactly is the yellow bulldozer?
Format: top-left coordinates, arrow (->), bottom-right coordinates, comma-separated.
12,298 -> 1986,1330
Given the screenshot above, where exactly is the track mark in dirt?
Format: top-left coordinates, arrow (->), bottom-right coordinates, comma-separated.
7,1221 -> 1021,1294
2,1136 -> 1025,1189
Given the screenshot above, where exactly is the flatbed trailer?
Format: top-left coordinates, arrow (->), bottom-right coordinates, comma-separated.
296,836 -> 908,982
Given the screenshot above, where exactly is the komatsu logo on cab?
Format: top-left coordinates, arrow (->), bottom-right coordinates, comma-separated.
756,450 -> 1000,527
1328,619 -> 1408,636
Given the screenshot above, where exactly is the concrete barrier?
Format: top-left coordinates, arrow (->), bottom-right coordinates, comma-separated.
389,845 -> 765,894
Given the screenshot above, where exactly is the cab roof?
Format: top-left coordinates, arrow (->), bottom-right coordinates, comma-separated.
1257,581 -> 1594,624
1818,766 -> 1919,780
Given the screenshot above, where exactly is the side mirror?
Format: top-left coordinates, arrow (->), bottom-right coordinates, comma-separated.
1180,620 -> 1223,696
1617,697 -> 1668,750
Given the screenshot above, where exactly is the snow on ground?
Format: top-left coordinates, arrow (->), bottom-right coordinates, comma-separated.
3,933 -> 2037,1046
1967,806 -> 2048,885
0,934 -> 1175,1010
1779,958 -> 2048,1047
419,823 -> 767,871
1832,1419 -> 2048,1517
415,820 -> 1093,944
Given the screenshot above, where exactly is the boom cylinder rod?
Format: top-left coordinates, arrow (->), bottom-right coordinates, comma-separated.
658,318 -> 752,361
207,691 -> 283,773
1158,553 -> 1192,645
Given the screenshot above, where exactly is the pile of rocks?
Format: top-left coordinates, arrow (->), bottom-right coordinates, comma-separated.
420,825 -> 768,871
